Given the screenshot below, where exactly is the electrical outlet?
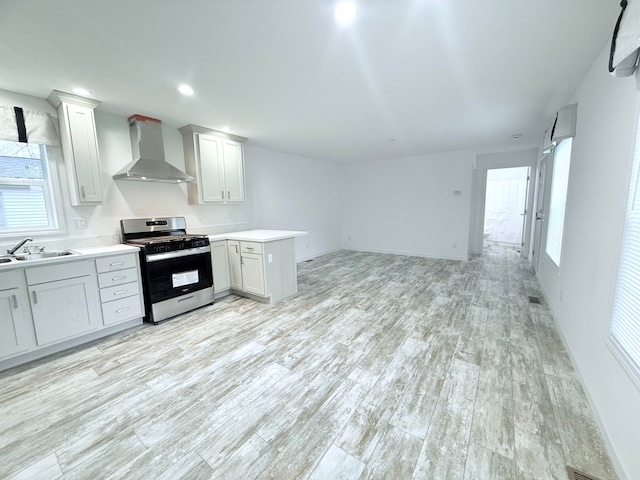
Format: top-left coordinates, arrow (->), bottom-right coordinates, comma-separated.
268,253 -> 273,263
73,217 -> 87,230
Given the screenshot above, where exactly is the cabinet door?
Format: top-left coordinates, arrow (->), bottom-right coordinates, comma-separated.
198,135 -> 225,203
29,276 -> 99,346
227,241 -> 243,290
63,103 -> 103,205
0,289 -> 29,358
241,253 -> 266,296
211,241 -> 230,293
223,139 -> 245,202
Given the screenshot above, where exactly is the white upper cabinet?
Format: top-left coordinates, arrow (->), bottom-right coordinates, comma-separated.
48,90 -> 104,206
179,124 -> 247,205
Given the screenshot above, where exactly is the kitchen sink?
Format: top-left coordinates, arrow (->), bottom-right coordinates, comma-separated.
14,251 -> 79,261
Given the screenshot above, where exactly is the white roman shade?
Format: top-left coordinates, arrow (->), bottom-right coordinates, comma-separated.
542,103 -> 578,155
0,105 -> 60,146
610,0 -> 640,78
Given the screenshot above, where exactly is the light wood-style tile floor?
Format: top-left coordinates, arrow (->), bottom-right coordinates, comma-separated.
0,248 -> 618,479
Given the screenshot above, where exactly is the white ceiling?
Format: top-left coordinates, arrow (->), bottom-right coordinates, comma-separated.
0,1 -> 617,164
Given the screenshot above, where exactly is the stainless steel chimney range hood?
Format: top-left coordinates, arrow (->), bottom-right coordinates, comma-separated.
113,114 -> 194,183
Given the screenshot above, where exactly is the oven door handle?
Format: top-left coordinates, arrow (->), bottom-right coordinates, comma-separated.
146,246 -> 211,262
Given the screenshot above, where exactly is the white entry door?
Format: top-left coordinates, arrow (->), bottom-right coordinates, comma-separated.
532,155 -> 552,272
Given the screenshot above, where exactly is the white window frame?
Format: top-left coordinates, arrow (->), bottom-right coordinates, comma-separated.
608,103 -> 640,390
545,137 -> 573,267
0,141 -> 63,239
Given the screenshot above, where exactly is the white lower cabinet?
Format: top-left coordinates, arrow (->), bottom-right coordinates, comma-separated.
0,249 -> 145,371
0,272 -> 34,358
26,261 -> 101,346
96,253 -> 144,326
241,253 -> 266,296
211,240 -> 230,295
225,238 -> 296,302
227,240 -> 243,290
227,240 -> 265,294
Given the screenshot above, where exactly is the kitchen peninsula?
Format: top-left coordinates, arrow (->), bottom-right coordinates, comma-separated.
207,230 -> 307,302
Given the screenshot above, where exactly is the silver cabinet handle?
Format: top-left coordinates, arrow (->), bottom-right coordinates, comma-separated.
221,190 -> 225,200
114,290 -> 128,296
81,186 -> 86,199
227,191 -> 230,200
112,276 -> 126,281
235,245 -> 239,253
240,256 -> 244,266
12,295 -> 18,309
178,295 -> 195,303
110,262 -> 124,267
246,246 -> 254,251
32,291 -> 37,304
116,307 -> 130,313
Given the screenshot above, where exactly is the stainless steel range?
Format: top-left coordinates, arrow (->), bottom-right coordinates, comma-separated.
121,217 -> 213,324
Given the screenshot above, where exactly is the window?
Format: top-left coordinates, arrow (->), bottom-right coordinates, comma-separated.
545,137 -> 573,266
0,139 -> 59,235
610,113 -> 640,378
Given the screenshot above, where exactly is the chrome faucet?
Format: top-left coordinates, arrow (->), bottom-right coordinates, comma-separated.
7,237 -> 33,255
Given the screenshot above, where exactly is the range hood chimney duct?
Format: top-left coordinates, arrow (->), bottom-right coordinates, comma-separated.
112,115 -> 193,183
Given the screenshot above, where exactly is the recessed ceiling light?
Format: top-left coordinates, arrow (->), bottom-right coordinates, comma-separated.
335,1 -> 357,26
72,87 -> 91,96
511,133 -> 522,140
178,84 -> 194,96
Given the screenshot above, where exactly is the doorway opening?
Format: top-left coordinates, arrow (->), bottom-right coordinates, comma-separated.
483,166 -> 530,253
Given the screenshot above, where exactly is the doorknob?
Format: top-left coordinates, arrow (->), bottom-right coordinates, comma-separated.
536,213 -> 545,221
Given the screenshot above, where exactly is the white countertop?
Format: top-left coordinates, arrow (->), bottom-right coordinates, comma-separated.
0,244 -> 140,270
72,244 -> 140,256
208,229 -> 307,243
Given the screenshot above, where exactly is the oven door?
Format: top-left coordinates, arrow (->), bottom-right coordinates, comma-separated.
143,246 -> 213,303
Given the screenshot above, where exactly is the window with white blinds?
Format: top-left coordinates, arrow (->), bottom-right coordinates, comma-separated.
0,139 -> 59,235
610,111 -> 640,378
545,137 -> 573,266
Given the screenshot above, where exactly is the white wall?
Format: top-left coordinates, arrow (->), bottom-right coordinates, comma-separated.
0,89 -> 254,252
469,149 -> 538,255
342,151 -> 474,261
245,145 -> 343,261
536,45 -> 640,479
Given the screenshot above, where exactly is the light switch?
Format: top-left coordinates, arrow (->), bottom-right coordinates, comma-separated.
268,254 -> 273,263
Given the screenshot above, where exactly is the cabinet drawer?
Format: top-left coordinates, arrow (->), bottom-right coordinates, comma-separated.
240,241 -> 263,255
0,270 -> 20,291
99,281 -> 140,303
26,260 -> 91,285
102,295 -> 143,326
96,254 -> 137,273
98,267 -> 139,288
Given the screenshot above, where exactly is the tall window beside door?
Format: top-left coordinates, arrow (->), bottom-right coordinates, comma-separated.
0,139 -> 59,234
545,138 -> 573,266
610,111 -> 640,379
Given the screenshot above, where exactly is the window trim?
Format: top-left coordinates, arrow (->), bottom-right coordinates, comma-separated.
0,142 -> 64,239
607,96 -> 640,390
544,137 -> 573,268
